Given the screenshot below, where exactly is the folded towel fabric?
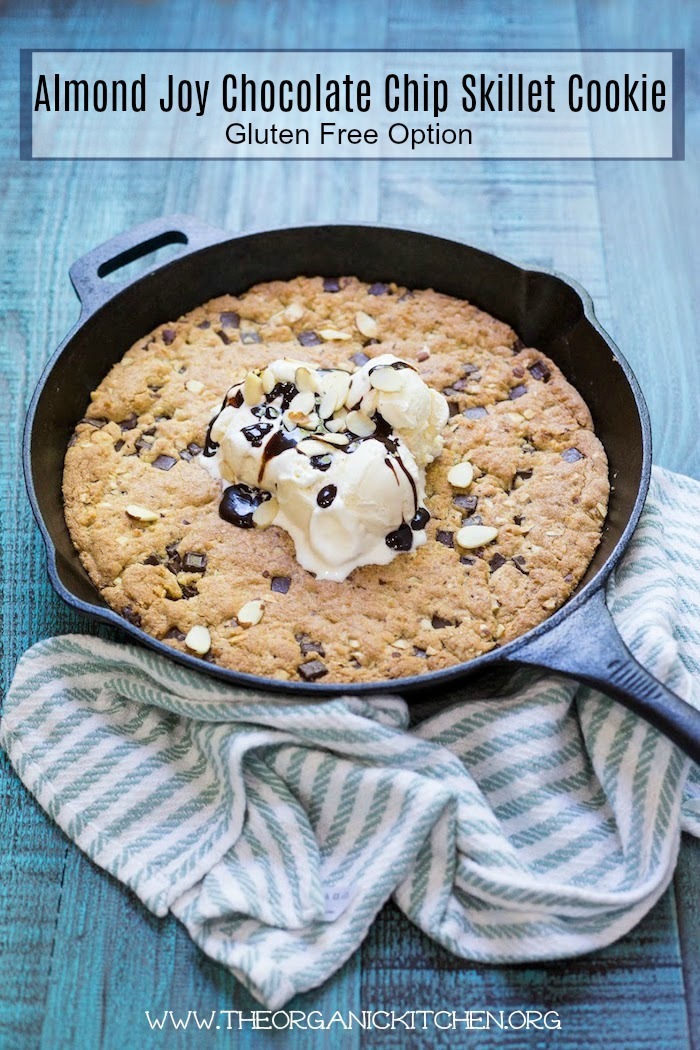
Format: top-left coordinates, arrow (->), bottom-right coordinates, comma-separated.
2,466 -> 699,1010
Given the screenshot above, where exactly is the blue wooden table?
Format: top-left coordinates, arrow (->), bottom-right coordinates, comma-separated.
1,1 -> 698,1047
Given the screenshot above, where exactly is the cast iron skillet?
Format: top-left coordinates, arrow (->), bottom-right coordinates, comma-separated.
24,215 -> 700,762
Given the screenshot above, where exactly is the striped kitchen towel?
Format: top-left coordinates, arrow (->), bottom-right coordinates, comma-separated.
2,465 -> 699,1009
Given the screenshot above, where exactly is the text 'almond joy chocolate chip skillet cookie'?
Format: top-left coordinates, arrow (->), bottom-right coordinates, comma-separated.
63,276 -> 609,684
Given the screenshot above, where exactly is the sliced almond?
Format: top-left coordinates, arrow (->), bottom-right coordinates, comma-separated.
325,415 -> 348,433
298,438 -> 334,457
295,365 -> 322,394
360,388 -> 380,417
252,497 -> 278,527
319,328 -> 351,341
185,379 -> 204,395
289,390 -> 315,415
319,371 -> 351,419
346,410 -> 376,437
318,431 -> 350,446
447,461 -> 474,489
455,524 -> 498,549
125,504 -> 159,523
185,625 -> 211,655
261,367 -> 276,394
237,599 -> 264,627
355,311 -> 378,339
283,302 -> 305,324
369,366 -> 405,392
243,372 -> 264,406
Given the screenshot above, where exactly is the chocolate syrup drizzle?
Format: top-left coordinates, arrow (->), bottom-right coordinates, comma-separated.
206,367 -> 431,548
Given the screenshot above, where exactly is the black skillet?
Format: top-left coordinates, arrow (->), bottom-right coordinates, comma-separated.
23,215 -> 700,762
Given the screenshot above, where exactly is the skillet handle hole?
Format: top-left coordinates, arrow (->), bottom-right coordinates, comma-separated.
97,231 -> 189,284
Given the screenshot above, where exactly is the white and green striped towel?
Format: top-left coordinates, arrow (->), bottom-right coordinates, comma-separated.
2,466 -> 699,1009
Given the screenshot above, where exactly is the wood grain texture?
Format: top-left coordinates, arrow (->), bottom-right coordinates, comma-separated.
0,1 -> 697,1048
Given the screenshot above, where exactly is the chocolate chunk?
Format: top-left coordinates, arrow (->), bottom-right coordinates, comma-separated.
241,421 -> 273,447
514,514 -> 525,526
317,484 -> 337,508
323,277 -> 341,292
152,454 -> 177,471
217,329 -> 232,345
309,453 -> 333,472
459,555 -> 476,565
351,351 -> 370,367
135,437 -> 153,454
561,448 -> 584,462
298,659 -> 328,682
410,507 -> 430,530
463,363 -> 480,374
386,522 -> 413,552
220,311 -> 240,329
368,282 -> 389,296
436,530 -> 454,548
512,337 -> 525,353
143,553 -> 161,566
182,552 -> 207,573
512,555 -> 529,575
451,378 -> 469,391
197,320 -> 211,329
528,359 -> 551,382
271,576 -> 291,593
161,329 -> 176,345
298,330 -> 322,347
448,403 -> 460,418
295,632 -> 325,657
79,417 -> 107,429
514,469 -> 533,482
512,366 -> 525,378
413,646 -> 428,658
470,514 -> 483,527
114,439 -> 125,452
442,387 -> 461,397
122,606 -> 142,627
119,414 -> 138,431
431,614 -> 454,629
508,384 -> 527,399
180,584 -> 198,599
453,494 -> 478,515
164,627 -> 186,641
489,553 -> 507,573
179,441 -> 204,461
464,406 -> 488,419
241,330 -> 262,345
165,542 -> 182,574
220,483 -> 270,528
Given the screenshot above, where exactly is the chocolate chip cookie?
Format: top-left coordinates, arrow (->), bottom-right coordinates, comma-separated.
63,276 -> 609,683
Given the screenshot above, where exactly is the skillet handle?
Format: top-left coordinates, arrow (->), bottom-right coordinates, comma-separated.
511,588 -> 700,764
69,214 -> 228,316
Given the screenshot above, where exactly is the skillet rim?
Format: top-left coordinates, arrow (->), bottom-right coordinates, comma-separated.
23,219 -> 652,697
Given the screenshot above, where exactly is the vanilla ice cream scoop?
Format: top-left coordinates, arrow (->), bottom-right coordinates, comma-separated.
199,356 -> 449,581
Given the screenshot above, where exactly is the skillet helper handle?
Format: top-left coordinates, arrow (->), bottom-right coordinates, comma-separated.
513,588 -> 700,764
69,214 -> 227,316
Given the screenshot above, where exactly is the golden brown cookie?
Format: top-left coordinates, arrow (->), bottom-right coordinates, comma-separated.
63,276 -> 609,683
